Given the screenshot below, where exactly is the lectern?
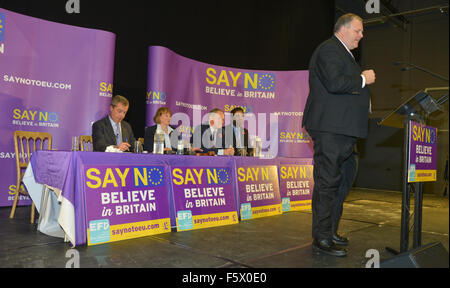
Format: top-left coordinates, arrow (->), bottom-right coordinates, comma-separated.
378,88 -> 447,254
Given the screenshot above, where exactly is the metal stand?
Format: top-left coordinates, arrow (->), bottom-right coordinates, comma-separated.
378,88 -> 446,254
398,117 -> 424,253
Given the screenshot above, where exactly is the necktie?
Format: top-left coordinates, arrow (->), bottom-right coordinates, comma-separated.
236,128 -> 242,148
116,122 -> 122,145
210,129 -> 215,148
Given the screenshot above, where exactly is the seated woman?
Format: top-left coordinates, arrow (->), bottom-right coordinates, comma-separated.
143,107 -> 179,153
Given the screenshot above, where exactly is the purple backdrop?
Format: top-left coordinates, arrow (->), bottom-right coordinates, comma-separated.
145,46 -> 313,158
0,9 -> 116,207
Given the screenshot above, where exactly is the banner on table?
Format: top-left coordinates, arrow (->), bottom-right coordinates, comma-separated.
171,166 -> 238,231
236,164 -> 282,220
408,121 -> 437,182
146,46 -> 313,159
0,9 -> 115,207
83,165 -> 171,245
279,159 -> 314,211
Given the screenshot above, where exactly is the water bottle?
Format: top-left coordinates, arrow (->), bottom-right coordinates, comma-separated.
177,139 -> 184,155
254,136 -> 262,157
153,127 -> 164,154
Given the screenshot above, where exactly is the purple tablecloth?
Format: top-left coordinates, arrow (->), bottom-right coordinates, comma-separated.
29,151 -> 313,246
30,151 -> 238,245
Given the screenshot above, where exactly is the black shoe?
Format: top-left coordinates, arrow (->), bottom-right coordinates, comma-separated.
332,233 -> 349,246
312,239 -> 347,257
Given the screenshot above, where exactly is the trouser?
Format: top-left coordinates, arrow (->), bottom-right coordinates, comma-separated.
332,148 -> 358,235
308,130 -> 357,241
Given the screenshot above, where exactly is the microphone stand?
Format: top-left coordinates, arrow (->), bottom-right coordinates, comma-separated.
394,61 -> 449,82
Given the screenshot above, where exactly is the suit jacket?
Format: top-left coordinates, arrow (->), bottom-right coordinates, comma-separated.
92,115 -> 136,152
143,125 -> 179,152
302,36 -> 370,138
191,124 -> 225,154
223,124 -> 253,156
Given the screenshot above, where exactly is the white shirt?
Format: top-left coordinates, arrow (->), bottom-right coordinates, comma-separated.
157,124 -> 174,149
209,126 -> 225,155
108,115 -> 122,144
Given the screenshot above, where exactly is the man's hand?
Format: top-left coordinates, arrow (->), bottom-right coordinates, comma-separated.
362,69 -> 376,85
117,142 -> 131,152
223,146 -> 235,156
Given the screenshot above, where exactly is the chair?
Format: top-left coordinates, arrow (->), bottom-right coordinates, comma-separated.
10,131 -> 52,223
79,135 -> 93,151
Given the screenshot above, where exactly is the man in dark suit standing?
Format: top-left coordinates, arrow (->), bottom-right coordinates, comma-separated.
302,13 -> 375,257
92,95 -> 136,152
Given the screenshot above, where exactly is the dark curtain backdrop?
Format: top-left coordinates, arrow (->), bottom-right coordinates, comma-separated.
1,0 -> 334,138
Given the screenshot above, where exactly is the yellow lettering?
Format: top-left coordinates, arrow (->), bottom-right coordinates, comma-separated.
237,167 -> 246,182
229,71 -> 241,87
248,168 -> 257,182
413,125 -> 418,141
29,110 -> 37,121
244,73 -> 257,89
172,168 -> 184,185
86,168 -> 101,189
100,82 -> 107,92
261,167 -> 269,181
286,167 -> 294,179
280,166 -> 287,179
134,167 -> 148,186
100,82 -> 113,92
184,169 -> 196,185
13,109 -> 21,120
298,166 -> 306,178
207,169 -> 217,184
115,168 -> 129,187
39,111 -> 48,122
425,129 -> 430,143
216,70 -> 230,86
193,169 -> 203,185
21,110 -> 30,120
102,168 -> 118,188
206,68 -> 217,85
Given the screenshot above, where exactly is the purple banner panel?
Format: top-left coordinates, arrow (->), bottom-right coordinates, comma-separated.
146,46 -> 313,159
83,164 -> 171,245
278,158 -> 314,212
171,165 -> 238,231
0,8 -> 115,207
235,158 -> 282,220
408,121 -> 437,182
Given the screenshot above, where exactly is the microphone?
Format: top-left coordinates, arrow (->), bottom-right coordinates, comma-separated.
393,61 -> 449,82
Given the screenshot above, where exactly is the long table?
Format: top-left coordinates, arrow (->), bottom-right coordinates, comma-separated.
24,151 -> 313,246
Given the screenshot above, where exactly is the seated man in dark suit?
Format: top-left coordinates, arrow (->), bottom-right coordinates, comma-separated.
223,107 -> 253,156
191,108 -> 234,156
92,95 -> 136,152
143,107 -> 179,153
